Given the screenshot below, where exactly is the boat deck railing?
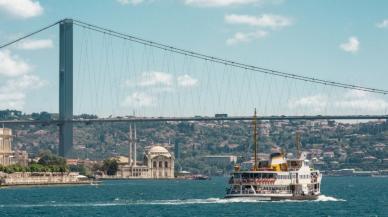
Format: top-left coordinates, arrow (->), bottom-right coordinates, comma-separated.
229,178 -> 277,185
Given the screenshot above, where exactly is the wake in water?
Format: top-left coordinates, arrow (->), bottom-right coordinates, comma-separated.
139,195 -> 346,205
315,195 -> 346,202
0,195 -> 345,208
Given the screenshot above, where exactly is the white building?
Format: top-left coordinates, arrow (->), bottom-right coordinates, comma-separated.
203,155 -> 238,166
117,124 -> 174,179
118,145 -> 175,179
146,146 -> 174,178
0,128 -> 28,167
0,128 -> 13,166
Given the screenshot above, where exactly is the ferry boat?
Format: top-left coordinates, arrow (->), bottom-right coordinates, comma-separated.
225,110 -> 322,200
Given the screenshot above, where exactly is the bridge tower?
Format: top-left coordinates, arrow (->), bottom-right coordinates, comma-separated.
59,19 -> 73,157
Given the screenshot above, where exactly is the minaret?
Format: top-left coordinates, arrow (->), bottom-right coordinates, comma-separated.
133,123 -> 137,166
128,124 -> 133,166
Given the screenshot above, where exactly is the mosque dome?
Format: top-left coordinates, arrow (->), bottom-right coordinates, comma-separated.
147,145 -> 172,158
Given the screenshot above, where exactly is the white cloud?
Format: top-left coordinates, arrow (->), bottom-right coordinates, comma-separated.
185,0 -> 259,7
117,0 -> 144,5
121,92 -> 155,107
376,19 -> 388,28
226,30 -> 267,45
335,90 -> 388,112
225,14 -> 292,29
138,71 -> 174,87
288,95 -> 328,113
288,90 -> 388,114
224,14 -> 291,45
0,74 -> 46,110
0,0 -> 43,19
334,98 -> 388,112
0,92 -> 25,110
118,0 -> 284,7
0,49 -> 46,110
3,74 -> 45,91
340,36 -> 359,53
0,50 -> 31,77
126,71 -> 199,88
177,74 -> 198,87
344,89 -> 367,99
16,39 -> 53,50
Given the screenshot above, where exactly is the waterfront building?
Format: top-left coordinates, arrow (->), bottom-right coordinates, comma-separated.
116,124 -> 175,179
146,145 -> 175,178
0,128 -> 29,167
0,128 -> 13,166
0,172 -> 91,186
117,145 -> 175,179
203,155 -> 238,166
13,150 -> 29,167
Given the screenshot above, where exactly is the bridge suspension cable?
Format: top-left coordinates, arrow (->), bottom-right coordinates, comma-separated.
0,18 -> 386,95
0,20 -> 60,49
72,19 -> 388,95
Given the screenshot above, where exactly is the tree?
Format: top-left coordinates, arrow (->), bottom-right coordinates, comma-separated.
31,112 -> 51,121
37,150 -> 68,172
178,122 -> 194,134
29,163 -> 45,172
103,159 -> 118,176
69,164 -> 89,176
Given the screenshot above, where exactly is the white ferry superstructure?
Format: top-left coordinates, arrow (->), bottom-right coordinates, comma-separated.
225,152 -> 322,200
225,110 -> 322,200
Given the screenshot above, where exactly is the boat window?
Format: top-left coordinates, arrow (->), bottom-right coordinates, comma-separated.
242,173 -> 249,179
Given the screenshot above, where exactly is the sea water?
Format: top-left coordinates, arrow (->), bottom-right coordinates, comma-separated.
0,176 -> 386,216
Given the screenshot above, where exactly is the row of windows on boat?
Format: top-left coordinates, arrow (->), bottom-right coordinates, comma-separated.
229,186 -> 293,195
233,174 -> 311,179
240,185 -> 292,191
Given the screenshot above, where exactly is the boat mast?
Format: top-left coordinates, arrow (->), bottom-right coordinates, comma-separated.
253,108 -> 258,171
134,123 -> 137,166
128,124 -> 133,166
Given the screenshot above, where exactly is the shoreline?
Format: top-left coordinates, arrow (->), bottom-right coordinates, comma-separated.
0,171 -> 97,187
0,181 -> 99,188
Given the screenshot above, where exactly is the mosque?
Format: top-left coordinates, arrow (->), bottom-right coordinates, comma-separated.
116,124 -> 175,179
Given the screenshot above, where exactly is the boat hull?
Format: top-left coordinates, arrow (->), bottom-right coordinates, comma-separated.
224,194 -> 319,201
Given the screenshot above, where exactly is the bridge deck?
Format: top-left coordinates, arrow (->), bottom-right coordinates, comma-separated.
0,115 -> 386,125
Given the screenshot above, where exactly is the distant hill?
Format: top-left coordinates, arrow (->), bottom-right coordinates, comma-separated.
2,110 -> 387,174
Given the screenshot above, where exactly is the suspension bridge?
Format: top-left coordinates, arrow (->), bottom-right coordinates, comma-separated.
0,18 -> 387,156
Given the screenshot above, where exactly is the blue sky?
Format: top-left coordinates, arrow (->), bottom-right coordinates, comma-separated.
0,0 -> 387,117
